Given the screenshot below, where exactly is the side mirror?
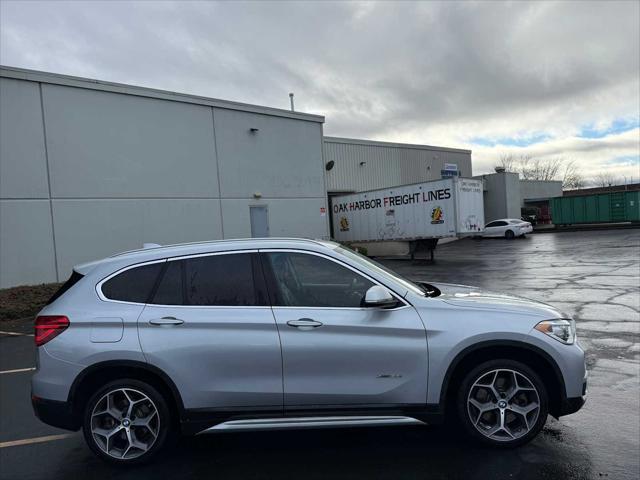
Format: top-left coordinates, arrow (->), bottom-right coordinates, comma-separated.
364,285 -> 397,308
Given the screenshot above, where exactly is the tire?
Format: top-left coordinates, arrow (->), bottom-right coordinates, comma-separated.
505,230 -> 515,239
82,378 -> 173,465
456,359 -> 548,448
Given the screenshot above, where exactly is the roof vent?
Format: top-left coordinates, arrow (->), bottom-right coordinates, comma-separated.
495,166 -> 506,173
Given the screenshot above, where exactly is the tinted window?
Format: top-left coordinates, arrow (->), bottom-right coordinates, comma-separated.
485,221 -> 499,228
264,252 -> 375,307
47,270 -> 84,305
178,253 -> 265,306
509,220 -> 524,224
101,263 -> 163,303
152,261 -> 183,305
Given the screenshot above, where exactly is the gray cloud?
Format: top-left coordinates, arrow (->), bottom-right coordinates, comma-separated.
1,0 -> 638,178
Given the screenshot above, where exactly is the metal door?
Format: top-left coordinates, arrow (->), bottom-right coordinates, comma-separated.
250,206 -> 270,237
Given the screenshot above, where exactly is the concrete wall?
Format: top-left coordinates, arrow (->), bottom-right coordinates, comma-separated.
324,137 -> 472,193
0,68 -> 327,288
475,172 -> 521,222
520,180 -> 562,206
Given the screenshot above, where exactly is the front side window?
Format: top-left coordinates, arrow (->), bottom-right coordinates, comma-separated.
264,252 -> 375,307
101,263 -> 163,303
150,253 -> 266,306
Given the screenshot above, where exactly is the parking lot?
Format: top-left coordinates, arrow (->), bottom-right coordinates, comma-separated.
1,229 -> 638,480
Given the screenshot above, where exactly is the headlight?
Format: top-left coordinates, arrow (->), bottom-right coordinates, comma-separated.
534,319 -> 576,344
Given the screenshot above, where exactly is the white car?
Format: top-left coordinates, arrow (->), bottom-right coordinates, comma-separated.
482,219 -> 533,239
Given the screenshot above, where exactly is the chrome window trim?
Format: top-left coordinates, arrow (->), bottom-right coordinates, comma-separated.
96,250 -> 260,307
96,247 -> 411,310
96,258 -> 167,305
259,248 -> 410,309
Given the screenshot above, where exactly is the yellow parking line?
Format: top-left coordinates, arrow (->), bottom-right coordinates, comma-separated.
0,367 -> 36,375
0,434 -> 75,449
0,330 -> 34,337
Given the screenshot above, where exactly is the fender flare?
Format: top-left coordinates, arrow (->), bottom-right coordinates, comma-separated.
68,359 -> 186,416
438,339 -> 567,407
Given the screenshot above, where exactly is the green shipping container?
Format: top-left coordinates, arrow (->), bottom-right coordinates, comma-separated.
550,191 -> 640,225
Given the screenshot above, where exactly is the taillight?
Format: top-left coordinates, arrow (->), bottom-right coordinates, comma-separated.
34,316 -> 69,347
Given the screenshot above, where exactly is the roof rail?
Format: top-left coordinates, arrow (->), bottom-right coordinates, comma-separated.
108,237 -> 328,258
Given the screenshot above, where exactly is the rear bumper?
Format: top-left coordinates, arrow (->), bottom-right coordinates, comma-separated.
31,395 -> 80,431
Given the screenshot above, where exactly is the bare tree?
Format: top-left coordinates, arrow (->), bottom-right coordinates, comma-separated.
561,160 -> 584,190
593,172 -> 618,187
497,153 -> 534,174
498,153 -> 519,172
496,153 -> 584,189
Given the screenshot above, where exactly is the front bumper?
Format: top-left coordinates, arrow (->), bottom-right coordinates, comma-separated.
31,394 -> 80,431
560,395 -> 586,416
557,376 -> 587,417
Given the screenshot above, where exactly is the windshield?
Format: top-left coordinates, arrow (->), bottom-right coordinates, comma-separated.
334,245 -> 425,296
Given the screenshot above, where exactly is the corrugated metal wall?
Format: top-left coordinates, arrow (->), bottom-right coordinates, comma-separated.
323,137 -> 472,193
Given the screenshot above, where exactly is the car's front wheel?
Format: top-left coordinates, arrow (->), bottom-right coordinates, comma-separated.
457,359 -> 548,447
82,379 -> 173,464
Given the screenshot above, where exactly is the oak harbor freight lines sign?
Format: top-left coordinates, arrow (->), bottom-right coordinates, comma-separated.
331,179 -> 484,243
332,187 -> 451,214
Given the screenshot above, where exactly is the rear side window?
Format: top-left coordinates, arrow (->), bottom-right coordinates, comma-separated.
150,253 -> 267,306
101,263 -> 164,303
152,261 -> 183,305
46,270 -> 84,305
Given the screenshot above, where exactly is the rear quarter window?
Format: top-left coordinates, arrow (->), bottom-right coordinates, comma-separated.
101,263 -> 164,303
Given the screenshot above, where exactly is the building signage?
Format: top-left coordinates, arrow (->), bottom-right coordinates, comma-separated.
441,163 -> 459,178
332,188 -> 452,214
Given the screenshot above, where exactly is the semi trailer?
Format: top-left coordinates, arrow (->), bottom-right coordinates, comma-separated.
330,178 -> 485,260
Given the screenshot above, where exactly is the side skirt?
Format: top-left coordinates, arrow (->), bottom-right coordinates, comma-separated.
198,415 -> 425,434
181,404 -> 444,435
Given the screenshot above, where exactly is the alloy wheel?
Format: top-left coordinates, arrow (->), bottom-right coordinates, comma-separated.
90,388 -> 160,459
466,369 -> 540,442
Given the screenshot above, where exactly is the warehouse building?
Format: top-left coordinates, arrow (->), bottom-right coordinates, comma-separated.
474,171 -> 562,223
1,66 -> 559,288
0,66 -> 329,288
323,137 -> 473,255
324,136 -> 472,195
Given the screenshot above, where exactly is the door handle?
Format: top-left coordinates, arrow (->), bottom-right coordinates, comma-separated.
287,318 -> 323,330
149,317 -> 184,326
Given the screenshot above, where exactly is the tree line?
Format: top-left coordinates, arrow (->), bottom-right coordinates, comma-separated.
497,154 -> 634,190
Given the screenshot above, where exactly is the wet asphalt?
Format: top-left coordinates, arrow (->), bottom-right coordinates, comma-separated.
0,229 -> 638,480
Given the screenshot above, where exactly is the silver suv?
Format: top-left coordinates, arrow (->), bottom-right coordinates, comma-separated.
32,238 -> 586,464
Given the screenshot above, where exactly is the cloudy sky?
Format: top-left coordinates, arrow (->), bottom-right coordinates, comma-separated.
1,0 -> 638,183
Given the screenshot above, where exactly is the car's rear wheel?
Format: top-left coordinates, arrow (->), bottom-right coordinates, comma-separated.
82,379 -> 172,464
505,230 -> 515,239
457,359 -> 548,447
